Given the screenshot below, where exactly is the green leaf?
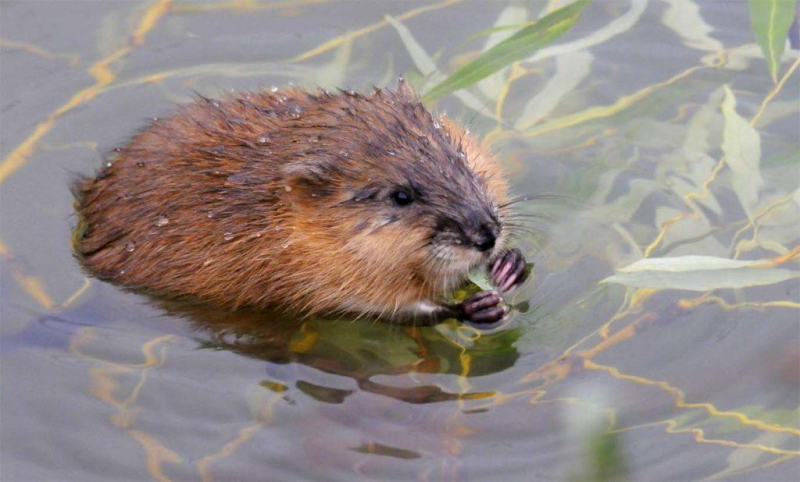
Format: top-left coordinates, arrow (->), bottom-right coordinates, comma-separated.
721,85 -> 764,220
601,255 -> 798,291
467,266 -> 494,291
476,5 -> 530,100
422,0 -> 591,102
748,0 -> 796,83
464,20 -> 540,43
467,262 -> 534,292
387,14 -> 500,121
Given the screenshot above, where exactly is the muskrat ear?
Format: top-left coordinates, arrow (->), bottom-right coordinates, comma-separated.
394,77 -> 419,100
281,158 -> 340,199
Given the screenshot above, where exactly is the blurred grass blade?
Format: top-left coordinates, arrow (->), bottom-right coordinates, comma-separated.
525,0 -> 646,65
661,0 -> 724,51
514,50 -> 592,129
477,5 -> 530,99
385,15 -> 438,77
601,255 -> 798,291
387,15 -> 500,121
422,0 -> 591,102
747,0 -> 796,83
465,20 -> 539,44
721,85 -> 764,220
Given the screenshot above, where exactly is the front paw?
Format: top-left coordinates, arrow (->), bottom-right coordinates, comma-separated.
459,290 -> 508,325
489,248 -> 528,292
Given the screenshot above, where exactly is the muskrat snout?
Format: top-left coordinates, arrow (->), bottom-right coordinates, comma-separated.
432,212 -> 502,256
467,222 -> 498,252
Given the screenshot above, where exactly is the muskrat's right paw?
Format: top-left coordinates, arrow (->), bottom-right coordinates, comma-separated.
490,248 -> 528,292
459,290 -> 508,325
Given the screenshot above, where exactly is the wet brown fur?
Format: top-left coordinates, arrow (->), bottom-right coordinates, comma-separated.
73,81 -> 509,318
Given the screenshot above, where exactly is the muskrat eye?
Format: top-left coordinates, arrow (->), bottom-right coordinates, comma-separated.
391,189 -> 413,207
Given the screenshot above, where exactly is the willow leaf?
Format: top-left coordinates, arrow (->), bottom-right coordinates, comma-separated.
465,20 -> 540,44
721,86 -> 764,220
422,0 -> 591,102
747,0 -> 796,83
602,255 -> 797,291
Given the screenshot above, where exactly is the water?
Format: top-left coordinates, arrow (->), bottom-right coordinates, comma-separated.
1,1 -> 798,480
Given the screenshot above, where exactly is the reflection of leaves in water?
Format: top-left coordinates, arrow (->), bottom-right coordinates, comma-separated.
174,300 -> 523,402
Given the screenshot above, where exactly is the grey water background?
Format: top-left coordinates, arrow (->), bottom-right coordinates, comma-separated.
1,1 -> 799,481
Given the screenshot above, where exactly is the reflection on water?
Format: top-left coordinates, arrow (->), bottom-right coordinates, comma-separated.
1,1 -> 799,481
164,299 -> 521,404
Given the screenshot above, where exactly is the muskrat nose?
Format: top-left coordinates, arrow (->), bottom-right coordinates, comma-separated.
472,224 -> 496,252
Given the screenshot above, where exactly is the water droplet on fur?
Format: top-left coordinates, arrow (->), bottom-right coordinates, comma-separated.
432,119 -> 441,129
288,105 -> 303,118
257,135 -> 269,144
281,240 -> 291,249
270,85 -> 279,93
339,149 -> 349,158
119,269 -> 126,275
309,136 -> 320,143
155,216 -> 169,227
136,161 -> 145,167
223,232 -> 234,241
151,117 -> 159,122
113,148 -> 121,152
387,150 -> 396,156
211,101 -> 220,107
284,185 -> 293,192
206,212 -> 215,219
203,259 -> 213,266
125,242 -> 136,252
458,150 -> 466,160
104,160 -> 113,168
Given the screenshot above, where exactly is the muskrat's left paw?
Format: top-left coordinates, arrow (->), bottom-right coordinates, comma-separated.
459,290 -> 508,325
490,248 -> 528,292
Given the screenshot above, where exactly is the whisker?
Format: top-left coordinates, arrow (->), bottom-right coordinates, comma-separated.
498,193 -> 579,209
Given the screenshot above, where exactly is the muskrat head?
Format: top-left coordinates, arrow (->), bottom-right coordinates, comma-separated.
281,83 -> 509,296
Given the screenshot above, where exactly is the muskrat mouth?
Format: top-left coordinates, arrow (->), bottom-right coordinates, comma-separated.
429,243 -> 490,276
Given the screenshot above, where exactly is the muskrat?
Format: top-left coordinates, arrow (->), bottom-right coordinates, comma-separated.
73,80 -> 528,325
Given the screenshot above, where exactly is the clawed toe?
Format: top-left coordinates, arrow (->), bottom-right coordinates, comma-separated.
459,290 -> 508,325
490,248 -> 528,292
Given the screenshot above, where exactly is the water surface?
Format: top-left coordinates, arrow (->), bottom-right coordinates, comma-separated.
1,1 -> 798,480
